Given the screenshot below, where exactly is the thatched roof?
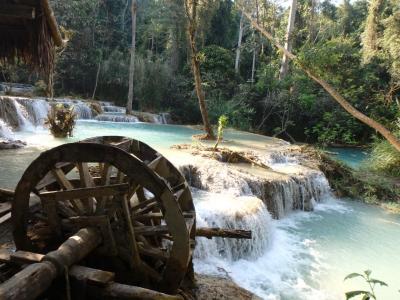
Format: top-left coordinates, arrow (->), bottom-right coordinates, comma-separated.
0,0 -> 63,74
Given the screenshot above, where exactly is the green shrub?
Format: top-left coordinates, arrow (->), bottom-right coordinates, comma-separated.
45,104 -> 76,138
366,129 -> 400,177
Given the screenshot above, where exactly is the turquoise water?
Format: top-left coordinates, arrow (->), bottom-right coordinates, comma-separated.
326,147 -> 369,169
1,121 -> 399,299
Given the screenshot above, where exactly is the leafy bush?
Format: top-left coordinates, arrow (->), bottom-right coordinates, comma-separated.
34,80 -> 47,97
45,104 -> 76,138
214,115 -> 228,150
366,130 -> 400,177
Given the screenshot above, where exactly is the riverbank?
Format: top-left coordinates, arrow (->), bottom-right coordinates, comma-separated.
298,146 -> 400,213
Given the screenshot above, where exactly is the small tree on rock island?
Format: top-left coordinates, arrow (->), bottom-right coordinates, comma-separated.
184,0 -> 215,139
126,0 -> 137,115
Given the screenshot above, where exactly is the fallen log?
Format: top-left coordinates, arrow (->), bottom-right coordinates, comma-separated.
0,249 -> 184,300
87,283 -> 184,300
0,227 -> 101,300
196,227 -> 252,239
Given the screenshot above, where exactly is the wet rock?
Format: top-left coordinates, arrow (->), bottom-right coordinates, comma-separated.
0,139 -> 26,150
194,274 -> 262,300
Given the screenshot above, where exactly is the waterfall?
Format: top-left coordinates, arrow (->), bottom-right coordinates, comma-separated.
13,100 -> 34,131
95,113 -> 140,123
180,160 -> 331,219
102,105 -> 125,113
151,113 -> 171,124
0,118 -> 13,139
18,98 -> 50,125
194,191 -> 273,261
54,99 -> 93,119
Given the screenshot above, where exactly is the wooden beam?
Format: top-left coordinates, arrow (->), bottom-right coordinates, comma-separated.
39,183 -> 129,201
0,4 -> 35,20
88,282 -> 184,300
69,265 -> 115,286
196,227 -> 252,239
0,188 -> 14,202
0,228 -> 101,300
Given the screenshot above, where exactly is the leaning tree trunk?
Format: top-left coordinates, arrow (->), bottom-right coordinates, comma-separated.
279,0 -> 297,80
185,0 -> 215,139
235,11 -> 245,73
240,8 -> 400,152
126,0 -> 137,115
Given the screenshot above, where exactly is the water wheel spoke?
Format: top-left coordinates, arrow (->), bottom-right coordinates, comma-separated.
110,138 -> 132,151
77,163 -> 97,214
138,244 -> 169,262
116,170 -> 126,183
51,167 -> 85,214
120,195 -> 141,269
131,197 -> 157,212
39,183 -> 129,202
134,225 -> 169,236
35,163 -> 75,191
38,197 -> 61,236
97,163 -> 113,213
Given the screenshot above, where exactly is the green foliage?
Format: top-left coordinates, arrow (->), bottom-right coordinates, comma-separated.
344,270 -> 388,299
306,111 -> 359,146
214,115 -> 228,150
366,131 -> 400,177
45,104 -> 76,138
33,80 -> 47,97
4,0 -> 399,149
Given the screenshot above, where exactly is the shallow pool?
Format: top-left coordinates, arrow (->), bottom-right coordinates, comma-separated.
0,121 -> 398,300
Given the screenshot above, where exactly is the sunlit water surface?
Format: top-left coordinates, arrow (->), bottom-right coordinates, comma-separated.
326,147 -> 369,169
0,121 -> 399,300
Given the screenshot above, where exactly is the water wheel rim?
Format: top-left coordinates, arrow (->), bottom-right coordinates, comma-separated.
12,142 -> 190,293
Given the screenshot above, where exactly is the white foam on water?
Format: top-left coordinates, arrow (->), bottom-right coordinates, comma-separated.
13,100 -> 34,131
194,194 -> 353,300
29,99 -> 50,125
0,118 -> 14,139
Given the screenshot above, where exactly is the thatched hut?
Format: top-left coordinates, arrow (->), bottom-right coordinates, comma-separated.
0,0 -> 63,78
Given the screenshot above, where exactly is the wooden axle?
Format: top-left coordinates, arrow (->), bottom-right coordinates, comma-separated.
0,227 -> 101,300
196,227 -> 252,239
0,249 -> 183,300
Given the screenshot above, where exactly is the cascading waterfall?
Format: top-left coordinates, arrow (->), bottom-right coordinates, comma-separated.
0,119 -> 13,139
54,99 -> 93,119
102,105 -> 125,113
95,113 -> 140,123
13,100 -> 34,131
194,191 -> 273,261
19,98 -> 50,125
188,154 -> 336,299
180,160 -> 332,219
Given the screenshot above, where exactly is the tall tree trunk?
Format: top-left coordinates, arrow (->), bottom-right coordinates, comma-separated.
279,0 -> 297,80
126,0 -> 137,115
251,45 -> 256,83
184,0 -> 215,139
92,62 -> 101,100
235,11 -> 244,73
241,8 -> 400,152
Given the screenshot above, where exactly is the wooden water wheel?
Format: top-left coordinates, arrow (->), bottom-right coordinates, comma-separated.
12,136 -> 196,294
